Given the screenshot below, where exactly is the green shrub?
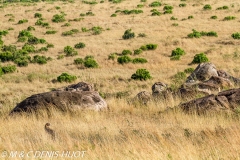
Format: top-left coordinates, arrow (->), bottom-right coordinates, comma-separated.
62,29 -> 79,36
1,65 -> 16,74
192,53 -> 209,64
210,16 -> 217,19
132,58 -> 148,64
131,68 -> 151,81
31,55 -> 51,64
62,23 -> 71,27
111,14 -> 117,17
122,29 -> 135,39
91,26 -> 103,35
74,58 -> 84,65
108,53 -> 117,60
138,33 -> 147,37
117,55 -> 132,64
0,30 -> 8,36
163,5 -> 173,10
0,51 -> 13,62
17,37 -> 27,42
22,44 -> 35,53
27,26 -> 35,31
179,3 -> 186,7
52,14 -> 65,23
2,45 -> 17,52
188,15 -> 194,19
223,16 -> 236,21
84,58 -> 99,68
134,49 -> 143,55
57,73 -> 77,83
205,31 -> 218,37
203,4 -> 212,10
171,48 -> 185,57
55,6 -> 61,10
187,29 -> 202,38
8,27 -> 14,31
47,43 -> 54,48
122,50 -> 132,55
170,16 -> 178,20
164,10 -> 172,14
86,11 -> 95,16
151,10 -> 161,16
140,45 -> 147,51
46,30 -> 57,34
232,32 -> 240,39
184,68 -> 194,74
149,1 -> 161,7
18,19 -> 28,24
37,47 -> 48,52
18,30 -> 32,38
64,46 -> 78,56
34,13 -> 42,18
74,42 -> 86,49
216,6 -> 228,10
146,44 -> 158,50
137,4 -> 144,8
14,57 -> 29,67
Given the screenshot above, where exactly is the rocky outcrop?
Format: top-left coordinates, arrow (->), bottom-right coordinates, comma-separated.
55,82 -> 94,92
135,91 -> 151,104
186,63 -> 218,83
180,88 -> 240,114
10,82 -> 107,115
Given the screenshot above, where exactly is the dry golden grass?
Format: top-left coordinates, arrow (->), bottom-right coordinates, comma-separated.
0,0 -> 240,159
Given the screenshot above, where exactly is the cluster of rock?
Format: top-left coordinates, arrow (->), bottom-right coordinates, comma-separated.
10,82 -> 107,115
9,62 -> 240,115
135,62 -> 240,114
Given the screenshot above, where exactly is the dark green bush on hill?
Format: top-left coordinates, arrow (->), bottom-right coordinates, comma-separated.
1,65 -> 16,73
171,48 -> 185,57
64,46 -> 78,56
149,1 -> 161,7
232,32 -> 240,39
132,58 -> 148,64
122,50 -> 132,55
74,42 -> 86,49
192,53 -> 209,64
131,69 -> 151,81
117,55 -> 132,64
57,73 -> 77,83
122,29 -> 135,39
52,14 -> 65,23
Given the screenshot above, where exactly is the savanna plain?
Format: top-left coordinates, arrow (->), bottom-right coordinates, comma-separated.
0,0 -> 240,159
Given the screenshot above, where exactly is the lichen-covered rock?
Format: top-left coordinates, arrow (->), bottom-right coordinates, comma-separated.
186,62 -> 218,82
10,90 -> 107,115
135,91 -> 151,104
180,88 -> 240,114
152,82 -> 168,97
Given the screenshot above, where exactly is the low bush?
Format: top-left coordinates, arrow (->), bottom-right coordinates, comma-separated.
31,55 -> 51,64
223,16 -> 236,21
122,50 -> 132,55
57,73 -> 77,83
132,58 -> 148,64
179,3 -> 186,7
18,19 -> 28,24
64,46 -> 78,56
52,14 -> 65,23
232,32 -> 240,39
27,26 -> 35,31
1,65 -> 17,74
131,68 -> 151,81
216,6 -> 228,10
108,53 -> 117,60
170,16 -> 178,20
34,13 -> 42,18
46,30 -> 57,34
210,16 -> 217,19
170,55 -> 181,61
149,1 -> 161,7
122,29 -> 135,39
192,53 -> 209,64
134,49 -> 143,55
0,51 -> 13,62
74,58 -> 84,65
22,44 -> 35,53
171,48 -> 185,57
146,44 -> 158,50
203,4 -> 212,10
164,10 -> 172,14
117,55 -> 132,64
0,30 -> 8,36
84,58 -> 99,68
74,42 -> 86,49
163,5 -> 173,10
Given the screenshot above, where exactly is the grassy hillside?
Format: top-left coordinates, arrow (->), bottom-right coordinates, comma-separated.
0,0 -> 240,159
